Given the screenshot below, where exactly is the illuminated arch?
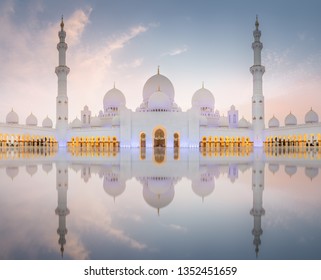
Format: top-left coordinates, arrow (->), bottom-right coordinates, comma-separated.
153,126 -> 166,147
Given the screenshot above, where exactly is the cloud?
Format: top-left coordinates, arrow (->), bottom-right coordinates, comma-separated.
118,58 -> 144,69
106,25 -> 148,52
0,3 -> 150,122
162,45 -> 188,56
65,8 -> 92,46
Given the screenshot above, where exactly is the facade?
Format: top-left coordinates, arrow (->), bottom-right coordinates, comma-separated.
1,17 -> 321,149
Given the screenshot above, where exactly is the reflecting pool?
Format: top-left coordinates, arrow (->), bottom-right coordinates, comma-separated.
0,147 -> 321,260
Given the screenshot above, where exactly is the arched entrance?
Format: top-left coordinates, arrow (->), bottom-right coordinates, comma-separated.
140,132 -> 146,147
174,132 -> 180,147
154,128 -> 166,147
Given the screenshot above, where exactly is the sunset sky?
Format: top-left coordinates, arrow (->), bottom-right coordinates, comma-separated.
0,0 -> 321,125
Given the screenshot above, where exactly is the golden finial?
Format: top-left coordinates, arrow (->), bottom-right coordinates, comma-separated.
157,65 -> 160,75
202,81 -> 204,89
157,85 -> 161,91
60,15 -> 64,30
255,15 -> 259,30
113,81 -> 116,88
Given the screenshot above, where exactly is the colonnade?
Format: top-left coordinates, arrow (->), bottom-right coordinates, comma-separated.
199,136 -> 253,149
67,136 -> 119,149
264,133 -> 321,148
0,133 -> 57,148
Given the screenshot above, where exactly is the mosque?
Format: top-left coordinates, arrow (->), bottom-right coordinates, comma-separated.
0,17 -> 321,149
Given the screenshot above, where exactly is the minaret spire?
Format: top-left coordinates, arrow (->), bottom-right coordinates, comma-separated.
250,150 -> 265,258
60,15 -> 64,31
55,162 -> 70,258
255,15 -> 259,30
250,16 -> 265,147
55,16 -> 70,146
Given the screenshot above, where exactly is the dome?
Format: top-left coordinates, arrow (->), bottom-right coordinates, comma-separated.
91,116 -> 101,127
42,163 -> 53,174
268,163 -> 279,174
143,71 -> 175,102
285,112 -> 297,126
268,115 -> 280,128
199,115 -> 208,126
26,113 -> 37,126
305,167 -> 319,180
103,87 -> 126,109
143,186 -> 174,210
26,165 -> 38,176
71,117 -> 82,128
218,115 -> 228,127
238,117 -> 250,128
6,166 -> 19,180
192,86 -> 214,108
305,108 -> 319,124
148,90 -> 171,111
6,109 -> 19,124
42,116 -> 53,128
147,177 -> 173,195
112,115 -> 120,126
285,165 -> 297,177
192,175 -> 215,198
103,176 -> 126,198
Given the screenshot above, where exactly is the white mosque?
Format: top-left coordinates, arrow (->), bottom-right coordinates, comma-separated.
1,17 -> 321,149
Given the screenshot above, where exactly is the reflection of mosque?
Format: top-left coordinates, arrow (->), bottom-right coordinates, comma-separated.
1,147 -> 321,258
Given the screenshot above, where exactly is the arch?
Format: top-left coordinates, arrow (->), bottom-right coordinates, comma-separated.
173,132 -> 180,147
140,132 -> 146,147
153,126 -> 166,147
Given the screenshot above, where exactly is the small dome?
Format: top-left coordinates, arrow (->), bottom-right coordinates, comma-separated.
103,87 -> 126,109
42,163 -> 53,174
285,112 -> 297,126
192,175 -> 215,198
26,165 -> 38,176
6,109 -> 19,124
218,115 -> 229,127
71,117 -> 82,128
305,108 -> 319,124
238,117 -> 250,128
148,89 -> 171,111
268,115 -> 280,128
42,116 -> 53,128
305,167 -> 319,180
26,113 -> 37,126
143,70 -> 175,102
285,165 -> 297,177
6,166 -> 19,180
268,163 -> 279,174
112,115 -> 120,126
192,86 -> 214,108
91,116 -> 101,127
199,115 -> 208,126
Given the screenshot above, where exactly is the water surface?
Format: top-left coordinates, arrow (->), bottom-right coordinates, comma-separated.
0,147 -> 321,260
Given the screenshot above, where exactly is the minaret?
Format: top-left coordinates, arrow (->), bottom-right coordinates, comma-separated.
55,17 -> 70,146
55,162 -> 70,258
250,150 -> 265,258
250,16 -> 265,147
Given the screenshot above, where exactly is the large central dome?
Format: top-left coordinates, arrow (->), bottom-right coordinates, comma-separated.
143,69 -> 175,102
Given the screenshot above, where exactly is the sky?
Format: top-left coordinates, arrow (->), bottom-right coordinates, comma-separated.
0,0 -> 321,125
